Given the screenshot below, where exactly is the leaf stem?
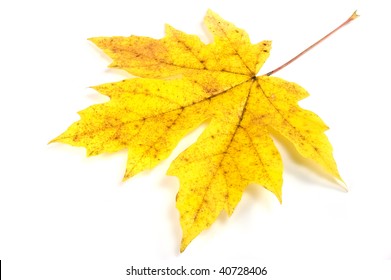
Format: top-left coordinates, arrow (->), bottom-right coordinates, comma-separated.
264,11 -> 359,76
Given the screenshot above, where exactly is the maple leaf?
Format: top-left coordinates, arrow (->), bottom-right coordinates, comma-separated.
51,10 -> 357,252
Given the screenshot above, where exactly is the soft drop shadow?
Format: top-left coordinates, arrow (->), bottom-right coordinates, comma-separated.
158,175 -> 182,255
270,131 -> 346,192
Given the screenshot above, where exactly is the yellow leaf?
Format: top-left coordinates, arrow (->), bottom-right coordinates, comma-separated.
51,10 -> 346,252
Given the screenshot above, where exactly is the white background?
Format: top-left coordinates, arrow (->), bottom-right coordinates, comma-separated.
1,0 -> 390,279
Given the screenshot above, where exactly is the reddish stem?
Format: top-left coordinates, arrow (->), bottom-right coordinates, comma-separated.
264,11 -> 359,76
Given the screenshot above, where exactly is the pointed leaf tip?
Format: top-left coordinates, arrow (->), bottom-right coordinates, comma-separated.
336,178 -> 349,192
